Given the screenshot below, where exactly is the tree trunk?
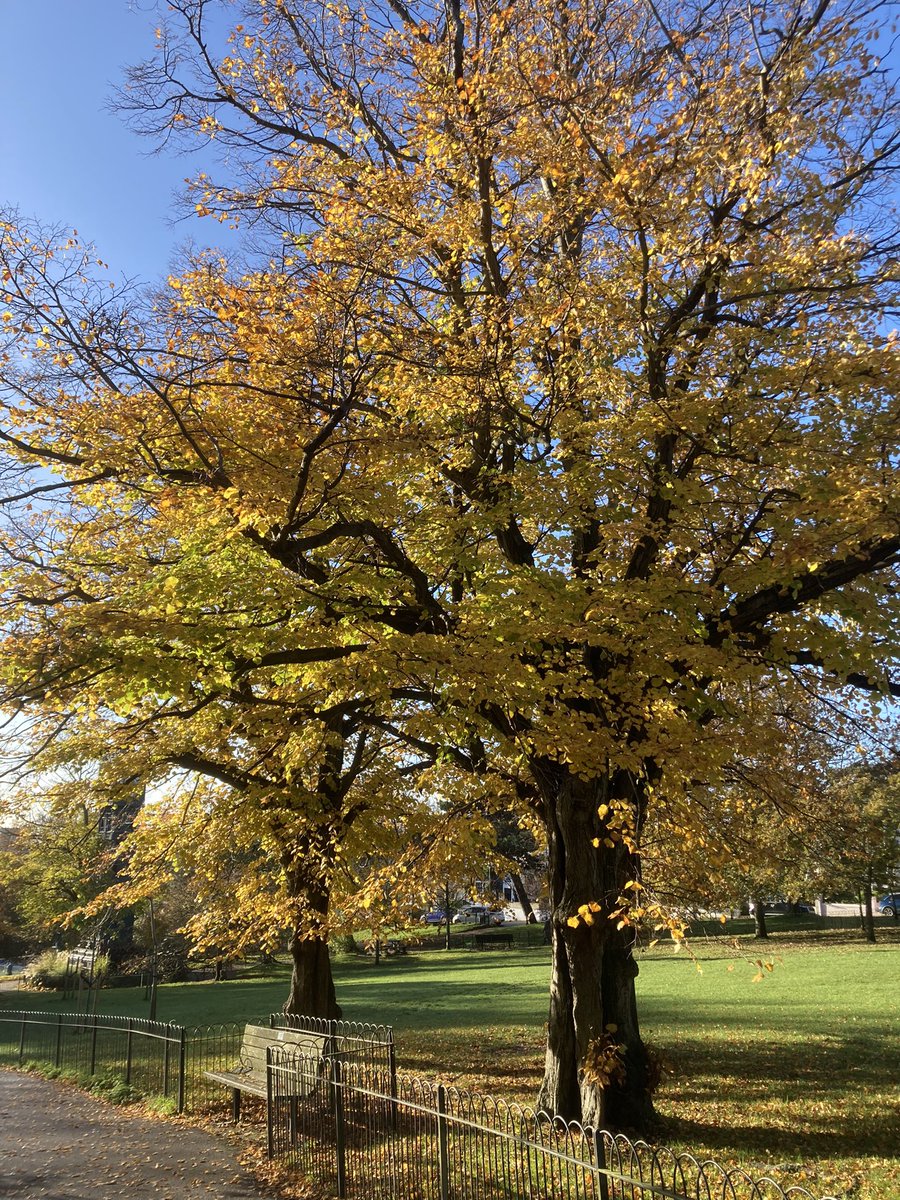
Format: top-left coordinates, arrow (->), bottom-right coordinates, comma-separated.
753,899 -> 768,939
284,932 -> 341,1017
533,763 -> 655,1132
862,878 -> 876,944
510,871 -> 536,922
282,855 -> 341,1019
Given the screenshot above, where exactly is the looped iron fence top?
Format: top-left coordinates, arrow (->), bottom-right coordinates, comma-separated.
271,1013 -> 394,1042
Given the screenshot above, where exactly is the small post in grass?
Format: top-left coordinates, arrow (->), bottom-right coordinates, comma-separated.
162,1024 -> 171,1097
266,1047 -> 274,1159
387,1029 -> 398,1133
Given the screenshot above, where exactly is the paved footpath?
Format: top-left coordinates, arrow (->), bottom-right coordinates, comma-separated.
0,1069 -> 274,1199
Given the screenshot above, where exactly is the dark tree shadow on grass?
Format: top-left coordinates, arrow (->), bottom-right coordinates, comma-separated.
657,1036 -> 898,1159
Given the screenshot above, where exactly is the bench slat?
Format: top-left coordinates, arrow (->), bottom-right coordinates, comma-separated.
204,1070 -> 268,1098
204,1023 -> 330,1105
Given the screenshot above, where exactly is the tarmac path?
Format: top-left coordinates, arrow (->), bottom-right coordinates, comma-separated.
0,1069 -> 275,1199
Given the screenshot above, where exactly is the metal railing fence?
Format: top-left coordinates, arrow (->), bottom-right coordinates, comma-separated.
182,1021 -> 246,1112
267,1052 -> 838,1200
0,1010 -> 396,1115
0,1009 -> 185,1107
270,1012 -> 397,1078
180,1014 -> 396,1113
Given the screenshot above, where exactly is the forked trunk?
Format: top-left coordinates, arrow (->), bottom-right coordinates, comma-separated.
533,763 -> 655,1132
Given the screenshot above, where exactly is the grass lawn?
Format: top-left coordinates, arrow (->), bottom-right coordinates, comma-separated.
3,925 -> 897,1199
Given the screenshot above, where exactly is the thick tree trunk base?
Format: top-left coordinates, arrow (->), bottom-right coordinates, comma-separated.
537,917 -> 656,1132
753,900 -> 768,940
863,889 -> 877,944
534,764 -> 656,1134
283,933 -> 341,1019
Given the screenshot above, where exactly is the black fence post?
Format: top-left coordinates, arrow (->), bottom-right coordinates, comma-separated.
265,1047 -> 276,1159
387,1030 -> 399,1133
387,1030 -> 398,1102
163,1024 -> 171,1097
177,1027 -> 187,1113
17,1013 -> 27,1064
54,1013 -> 63,1068
89,1014 -> 99,1076
332,1058 -> 347,1199
125,1019 -> 134,1084
592,1128 -> 611,1200
437,1083 -> 451,1200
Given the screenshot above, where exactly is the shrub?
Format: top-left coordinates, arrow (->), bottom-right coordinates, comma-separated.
333,934 -> 360,956
25,949 -> 69,990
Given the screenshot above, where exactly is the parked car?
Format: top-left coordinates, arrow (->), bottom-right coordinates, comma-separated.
749,900 -> 815,916
878,894 -> 900,916
452,904 -> 504,926
421,910 -> 449,925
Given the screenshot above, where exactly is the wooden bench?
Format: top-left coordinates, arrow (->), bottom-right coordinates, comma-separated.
470,932 -> 514,950
204,1023 -> 331,1121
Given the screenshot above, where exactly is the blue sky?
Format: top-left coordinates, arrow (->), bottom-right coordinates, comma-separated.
0,1 -> 225,283
2,1 -> 898,288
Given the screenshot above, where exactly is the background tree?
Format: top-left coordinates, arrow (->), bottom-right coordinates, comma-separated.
490,809 -> 546,922
0,233 -> 439,1016
821,763 -> 900,941
0,776 -> 120,950
0,825 -> 26,959
116,0 -> 900,1129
